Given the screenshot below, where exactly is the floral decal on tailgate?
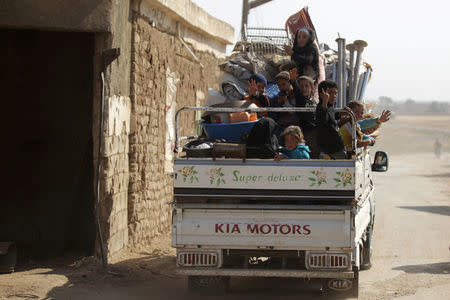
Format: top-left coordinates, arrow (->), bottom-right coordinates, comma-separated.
207,168 -> 226,186
177,166 -> 199,184
334,168 -> 353,187
308,168 -> 327,186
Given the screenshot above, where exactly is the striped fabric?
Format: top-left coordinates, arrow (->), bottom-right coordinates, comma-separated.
285,7 -> 316,38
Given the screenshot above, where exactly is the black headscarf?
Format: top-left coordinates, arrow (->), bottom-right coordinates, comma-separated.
246,118 -> 280,158
291,28 -> 320,79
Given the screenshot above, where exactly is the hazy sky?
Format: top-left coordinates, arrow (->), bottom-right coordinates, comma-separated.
192,0 -> 450,102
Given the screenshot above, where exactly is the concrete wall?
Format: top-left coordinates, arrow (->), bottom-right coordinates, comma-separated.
100,96 -> 131,256
133,0 -> 234,58
142,0 -> 234,44
92,0 -> 133,259
0,0 -> 133,261
0,0 -> 112,32
0,0 -> 234,260
127,1 -> 232,247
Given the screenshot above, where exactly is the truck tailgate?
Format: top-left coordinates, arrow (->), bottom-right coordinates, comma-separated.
173,208 -> 351,250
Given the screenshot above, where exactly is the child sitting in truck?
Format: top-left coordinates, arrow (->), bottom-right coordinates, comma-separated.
274,126 -> 310,161
293,71 -> 317,129
274,70 -> 299,127
244,73 -> 271,117
360,113 -> 381,137
339,100 -> 375,151
356,111 -> 390,145
273,69 -> 316,128
358,110 -> 391,132
295,73 -> 319,158
315,80 -> 346,159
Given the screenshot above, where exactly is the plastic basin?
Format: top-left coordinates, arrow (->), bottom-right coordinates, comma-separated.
202,120 -> 258,142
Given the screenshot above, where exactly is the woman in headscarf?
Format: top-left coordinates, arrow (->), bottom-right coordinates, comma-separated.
285,27 -> 320,80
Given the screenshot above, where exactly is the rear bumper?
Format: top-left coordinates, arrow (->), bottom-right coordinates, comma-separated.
177,268 -> 354,279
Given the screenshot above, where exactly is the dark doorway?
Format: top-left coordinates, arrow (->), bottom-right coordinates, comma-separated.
0,29 -> 96,260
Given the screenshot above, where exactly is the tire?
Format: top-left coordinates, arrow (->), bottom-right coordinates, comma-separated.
361,246 -> 372,270
187,275 -> 230,295
350,267 -> 359,298
322,267 -> 359,298
361,225 -> 373,270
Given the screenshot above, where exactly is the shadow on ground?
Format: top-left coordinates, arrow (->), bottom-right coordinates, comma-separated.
398,206 -> 450,216
35,254 -> 342,300
393,262 -> 450,275
39,254 -> 181,300
419,172 -> 450,178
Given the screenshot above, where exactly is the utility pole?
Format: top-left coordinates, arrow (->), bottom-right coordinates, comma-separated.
240,0 -> 273,40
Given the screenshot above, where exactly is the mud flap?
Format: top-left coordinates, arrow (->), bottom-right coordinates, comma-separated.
361,224 -> 373,270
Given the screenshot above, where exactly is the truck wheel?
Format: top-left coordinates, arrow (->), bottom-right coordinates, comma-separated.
361,246 -> 372,270
322,267 -> 359,298
350,267 -> 359,298
188,275 -> 230,295
361,225 -> 373,270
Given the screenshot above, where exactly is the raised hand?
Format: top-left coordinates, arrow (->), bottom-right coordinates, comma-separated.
289,68 -> 298,81
283,45 -> 293,56
319,88 -> 330,108
248,79 -> 258,97
378,110 -> 391,123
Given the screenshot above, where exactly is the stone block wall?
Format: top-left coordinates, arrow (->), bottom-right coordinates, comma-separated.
100,95 -> 131,258
128,14 -> 222,247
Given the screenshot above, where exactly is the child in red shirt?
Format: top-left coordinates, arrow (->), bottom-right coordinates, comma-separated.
244,73 -> 270,117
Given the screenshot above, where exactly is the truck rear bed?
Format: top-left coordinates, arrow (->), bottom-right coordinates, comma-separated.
174,158 -> 358,206
173,207 -> 351,250
172,156 -> 371,282
174,159 -> 355,191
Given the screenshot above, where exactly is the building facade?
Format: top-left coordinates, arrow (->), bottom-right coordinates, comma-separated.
0,0 -> 233,261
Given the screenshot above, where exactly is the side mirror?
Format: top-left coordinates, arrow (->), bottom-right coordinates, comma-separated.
372,151 -> 388,172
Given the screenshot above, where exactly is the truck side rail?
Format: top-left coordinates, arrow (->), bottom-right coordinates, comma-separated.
174,107 -> 357,154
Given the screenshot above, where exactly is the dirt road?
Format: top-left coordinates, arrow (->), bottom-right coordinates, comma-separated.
1,115 -> 449,299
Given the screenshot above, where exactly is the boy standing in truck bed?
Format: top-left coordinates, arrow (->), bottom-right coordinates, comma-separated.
315,80 -> 346,159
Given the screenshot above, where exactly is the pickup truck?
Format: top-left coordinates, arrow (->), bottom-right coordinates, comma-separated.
171,107 -> 388,297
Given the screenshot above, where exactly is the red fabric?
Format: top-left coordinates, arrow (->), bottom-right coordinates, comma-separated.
244,95 -> 270,117
285,7 -> 316,38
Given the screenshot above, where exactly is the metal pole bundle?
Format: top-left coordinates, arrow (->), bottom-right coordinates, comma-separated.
346,43 -> 356,103
335,38 -> 346,108
349,40 -> 368,100
357,65 -> 372,101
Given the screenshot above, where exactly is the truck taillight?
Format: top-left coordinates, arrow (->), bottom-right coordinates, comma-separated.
177,251 -> 221,267
306,252 -> 350,270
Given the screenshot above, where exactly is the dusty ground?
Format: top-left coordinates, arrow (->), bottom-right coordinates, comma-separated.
370,114 -> 450,155
1,114 -> 449,300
